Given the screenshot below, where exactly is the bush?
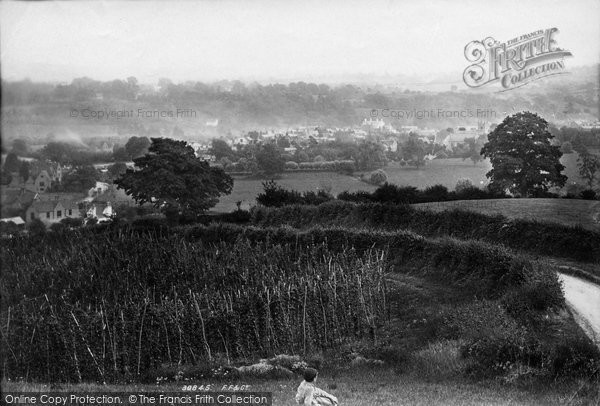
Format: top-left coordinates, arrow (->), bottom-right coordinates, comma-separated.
337,191 -> 372,203
422,185 -> 449,202
455,178 -> 474,194
453,186 -> 492,200
256,180 -> 303,207
0,221 -> 21,237
256,180 -> 333,207
368,170 -> 388,186
371,183 -> 419,204
285,161 -> 299,170
60,217 -> 84,228
410,340 -> 470,379
337,160 -> 355,175
131,216 -> 170,232
580,189 -> 597,200
26,218 -> 46,237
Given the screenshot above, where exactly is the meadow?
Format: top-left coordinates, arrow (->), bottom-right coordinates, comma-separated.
414,198 -> 600,231
214,156 -> 586,212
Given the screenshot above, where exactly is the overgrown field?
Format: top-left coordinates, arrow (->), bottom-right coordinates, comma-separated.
2,220 -> 597,387
1,229 -> 387,382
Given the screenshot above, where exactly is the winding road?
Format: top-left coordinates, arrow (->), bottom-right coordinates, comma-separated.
558,273 -> 600,345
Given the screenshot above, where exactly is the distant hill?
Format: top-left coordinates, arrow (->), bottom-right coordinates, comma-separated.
1,66 -> 598,144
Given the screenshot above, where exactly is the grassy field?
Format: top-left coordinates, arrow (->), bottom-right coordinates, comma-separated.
4,369 -> 597,406
214,156 -> 587,212
413,198 -> 600,231
213,171 -> 377,212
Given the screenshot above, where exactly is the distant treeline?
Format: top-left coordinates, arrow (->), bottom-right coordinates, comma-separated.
3,77 -> 598,130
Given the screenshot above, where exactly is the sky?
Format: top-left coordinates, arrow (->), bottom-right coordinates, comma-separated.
1,0 -> 599,84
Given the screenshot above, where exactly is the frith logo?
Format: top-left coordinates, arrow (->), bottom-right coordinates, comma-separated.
463,28 -> 572,91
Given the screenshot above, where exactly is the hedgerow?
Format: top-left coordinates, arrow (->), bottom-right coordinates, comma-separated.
249,202 -> 600,263
181,223 -> 560,300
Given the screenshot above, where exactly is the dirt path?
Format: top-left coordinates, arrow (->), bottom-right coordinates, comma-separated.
558,273 -> 600,345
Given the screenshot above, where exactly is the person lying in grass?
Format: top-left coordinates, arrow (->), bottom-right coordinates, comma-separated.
295,367 -> 338,406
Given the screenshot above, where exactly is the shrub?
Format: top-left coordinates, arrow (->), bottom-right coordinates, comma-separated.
131,216 -> 170,232
371,183 -> 419,204
501,279 -> 564,324
285,161 -> 299,170
49,222 -> 68,233
454,186 -> 492,200
410,340 -> 470,379
580,189 -> 597,200
337,191 -> 372,203
302,190 -> 334,206
368,170 -> 388,186
455,179 -> 474,194
422,185 -> 449,202
26,218 -> 46,237
337,160 -> 355,174
60,217 -> 84,228
256,180 -> 333,207
256,180 -> 303,207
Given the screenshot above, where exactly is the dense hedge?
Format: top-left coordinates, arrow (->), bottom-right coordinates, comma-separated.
249,202 -> 600,263
181,223 -> 561,300
256,180 -> 334,207
254,182 -> 507,208
338,183 -> 507,204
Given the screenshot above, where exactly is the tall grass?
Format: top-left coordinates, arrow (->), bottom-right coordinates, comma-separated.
181,223 -> 562,300
0,230 -> 387,382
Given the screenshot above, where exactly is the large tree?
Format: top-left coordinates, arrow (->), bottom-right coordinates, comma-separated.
58,166 -> 98,193
124,136 -> 151,159
401,136 -> 426,169
461,138 -> 484,165
256,144 -> 285,176
209,139 -> 235,160
577,149 -> 600,189
115,138 -> 233,219
3,152 -> 20,173
356,141 -> 387,170
480,112 -> 567,196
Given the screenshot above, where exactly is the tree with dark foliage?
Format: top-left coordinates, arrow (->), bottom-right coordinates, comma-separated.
481,112 -> 567,196
209,139 -> 235,161
256,144 -> 285,176
124,136 -> 151,159
577,149 -> 600,190
115,138 -> 233,220
56,166 -> 98,193
401,136 -> 426,168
